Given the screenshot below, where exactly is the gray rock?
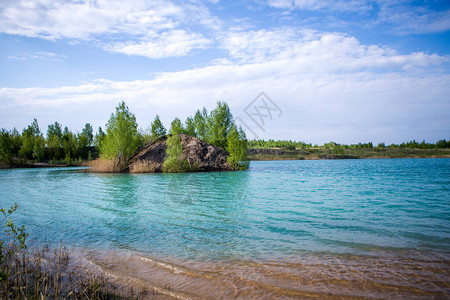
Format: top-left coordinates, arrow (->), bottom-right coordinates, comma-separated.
126,134 -> 233,173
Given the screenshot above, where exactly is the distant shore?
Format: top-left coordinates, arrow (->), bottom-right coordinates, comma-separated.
248,147 -> 450,161
0,161 -> 86,170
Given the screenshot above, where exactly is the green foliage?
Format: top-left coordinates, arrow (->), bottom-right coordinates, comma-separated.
350,142 -> 373,149
193,108 -> 208,141
226,124 -> 249,170
19,119 -> 44,161
62,127 -> 76,164
1,204 -> 28,250
248,139 -> 311,149
76,132 -> 88,158
162,118 -> 190,173
161,102 -> 250,172
100,101 -> 142,163
10,128 -> 22,156
94,126 -> 106,149
0,203 -> 29,281
0,128 -> 23,163
76,124 -> 94,159
0,205 -> 141,299
0,129 -> 14,163
82,123 -> 94,146
19,135 -> 34,160
150,115 -> 167,141
184,116 -> 196,136
47,121 -> 62,139
283,145 -> 296,150
323,142 -> 338,149
436,139 -> 450,148
32,135 -> 46,161
22,118 -> 40,138
47,122 -> 63,160
333,145 -> 345,155
207,101 -> 232,149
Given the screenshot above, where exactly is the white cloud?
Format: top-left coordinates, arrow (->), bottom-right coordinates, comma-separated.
1,33 -> 448,143
267,0 -> 372,12
0,0 -> 215,57
0,0 -> 183,39
377,2 -> 450,34
8,51 -> 67,61
220,28 -> 447,70
104,30 -> 211,58
267,0 -> 450,34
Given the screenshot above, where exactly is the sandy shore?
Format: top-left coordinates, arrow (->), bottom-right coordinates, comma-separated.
66,247 -> 450,299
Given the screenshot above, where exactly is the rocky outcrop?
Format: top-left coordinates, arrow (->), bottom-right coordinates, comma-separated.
125,134 -> 232,173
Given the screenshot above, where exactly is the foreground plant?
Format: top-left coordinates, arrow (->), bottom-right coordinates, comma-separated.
0,204 -> 146,299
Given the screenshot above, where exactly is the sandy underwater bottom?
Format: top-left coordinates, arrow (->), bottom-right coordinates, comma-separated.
68,247 -> 450,299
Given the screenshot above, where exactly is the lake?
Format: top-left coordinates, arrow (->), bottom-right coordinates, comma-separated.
1,159 -> 449,298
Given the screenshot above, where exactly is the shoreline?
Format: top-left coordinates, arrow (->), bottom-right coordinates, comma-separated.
248,147 -> 450,161
56,245 -> 450,299
1,152 -> 449,169
249,155 -> 450,161
0,161 -> 87,170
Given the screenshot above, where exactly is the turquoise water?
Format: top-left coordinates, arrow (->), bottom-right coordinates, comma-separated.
0,159 -> 449,260
1,159 -> 449,298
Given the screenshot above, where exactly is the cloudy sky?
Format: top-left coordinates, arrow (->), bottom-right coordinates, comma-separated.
1,0 -> 449,144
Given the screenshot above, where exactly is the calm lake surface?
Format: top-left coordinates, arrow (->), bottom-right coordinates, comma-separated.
1,159 -> 449,298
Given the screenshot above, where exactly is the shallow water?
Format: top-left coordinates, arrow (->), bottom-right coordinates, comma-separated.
1,159 -> 449,298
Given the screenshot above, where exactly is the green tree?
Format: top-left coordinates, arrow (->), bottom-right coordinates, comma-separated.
32,135 -> 46,161
19,119 -> 42,160
62,127 -> 76,165
162,118 -> 189,173
194,108 -> 208,141
19,136 -> 34,160
226,124 -> 249,170
207,101 -> 232,149
47,122 -> 63,160
82,123 -> 94,146
47,122 -> 62,139
436,139 -> 450,148
184,116 -> 196,137
23,119 -> 40,137
74,123 -> 94,159
0,129 -> 14,163
10,128 -> 22,156
101,101 -> 141,164
150,115 -> 167,141
94,127 -> 106,149
76,132 -> 89,159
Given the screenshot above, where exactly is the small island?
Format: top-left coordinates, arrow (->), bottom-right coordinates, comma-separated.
88,101 -> 249,173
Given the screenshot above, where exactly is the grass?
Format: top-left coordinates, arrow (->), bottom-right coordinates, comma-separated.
0,204 -> 155,299
88,158 -> 124,173
0,241 -> 149,299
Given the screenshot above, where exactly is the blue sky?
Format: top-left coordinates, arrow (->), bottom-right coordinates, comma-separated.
1,0 -> 449,144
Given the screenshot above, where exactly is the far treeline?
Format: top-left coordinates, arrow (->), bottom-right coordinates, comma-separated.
0,101 -> 249,171
249,139 -> 450,150
248,139 -> 450,160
